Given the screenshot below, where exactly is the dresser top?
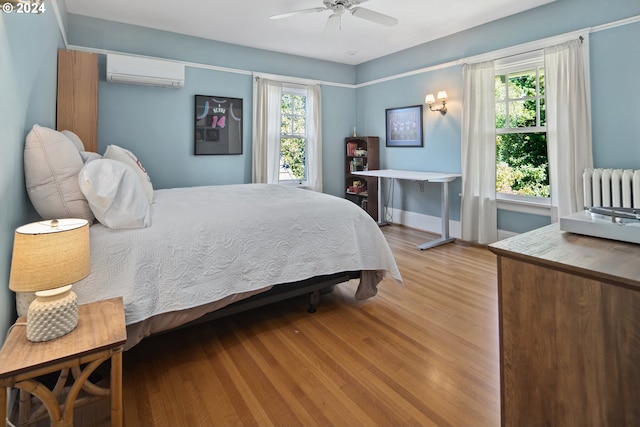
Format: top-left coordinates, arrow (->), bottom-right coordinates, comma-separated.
489,223 -> 640,290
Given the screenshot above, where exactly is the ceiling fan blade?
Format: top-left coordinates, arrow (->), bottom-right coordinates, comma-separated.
350,7 -> 398,27
269,7 -> 326,20
324,13 -> 342,33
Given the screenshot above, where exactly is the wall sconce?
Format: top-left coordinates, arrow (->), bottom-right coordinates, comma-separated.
425,91 -> 448,115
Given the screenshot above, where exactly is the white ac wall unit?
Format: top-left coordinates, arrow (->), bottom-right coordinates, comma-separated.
106,54 -> 185,88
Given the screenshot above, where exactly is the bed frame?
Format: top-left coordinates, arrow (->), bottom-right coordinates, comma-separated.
177,271 -> 361,333
206,271 -> 358,316
125,271 -> 363,348
123,271 -> 363,349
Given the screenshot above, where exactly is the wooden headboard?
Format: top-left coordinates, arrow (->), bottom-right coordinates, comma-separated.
56,49 -> 99,153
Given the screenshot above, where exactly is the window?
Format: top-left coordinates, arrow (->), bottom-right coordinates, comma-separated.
495,51 -> 549,200
279,87 -> 307,184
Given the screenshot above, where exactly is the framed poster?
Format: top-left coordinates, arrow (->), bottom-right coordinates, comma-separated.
385,105 -> 423,147
194,95 -> 243,155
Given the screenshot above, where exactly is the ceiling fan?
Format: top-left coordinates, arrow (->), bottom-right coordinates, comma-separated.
270,0 -> 398,32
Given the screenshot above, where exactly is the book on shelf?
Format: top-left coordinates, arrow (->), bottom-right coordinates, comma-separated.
350,158 -> 364,172
347,180 -> 367,194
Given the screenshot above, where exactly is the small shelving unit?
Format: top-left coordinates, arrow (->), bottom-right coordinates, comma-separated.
345,136 -> 379,221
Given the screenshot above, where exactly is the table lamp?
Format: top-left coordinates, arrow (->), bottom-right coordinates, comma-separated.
9,218 -> 90,342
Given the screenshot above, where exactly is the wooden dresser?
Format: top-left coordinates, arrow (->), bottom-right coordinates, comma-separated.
489,224 -> 640,427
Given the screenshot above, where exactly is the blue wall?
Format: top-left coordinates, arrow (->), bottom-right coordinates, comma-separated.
0,10 -> 64,338
356,67 -> 463,220
354,0 -> 640,233
68,15 -> 357,197
97,62 -> 254,189
591,21 -> 640,169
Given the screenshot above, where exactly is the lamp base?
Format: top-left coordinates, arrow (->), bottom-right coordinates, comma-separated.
27,285 -> 78,342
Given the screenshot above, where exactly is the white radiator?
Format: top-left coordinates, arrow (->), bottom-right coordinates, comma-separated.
583,168 -> 640,208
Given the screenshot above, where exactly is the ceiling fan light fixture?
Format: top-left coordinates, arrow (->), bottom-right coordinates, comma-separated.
271,0 -> 398,31
325,13 -> 342,32
269,7 -> 326,20
350,7 -> 399,27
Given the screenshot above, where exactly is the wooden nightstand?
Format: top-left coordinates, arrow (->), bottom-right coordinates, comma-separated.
0,297 -> 126,427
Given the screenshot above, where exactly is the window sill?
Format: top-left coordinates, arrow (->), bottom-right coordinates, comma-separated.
279,180 -> 307,188
496,194 -> 551,216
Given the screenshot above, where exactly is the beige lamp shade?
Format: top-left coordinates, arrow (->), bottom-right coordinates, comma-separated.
9,219 -> 90,293
425,93 -> 435,104
437,91 -> 448,100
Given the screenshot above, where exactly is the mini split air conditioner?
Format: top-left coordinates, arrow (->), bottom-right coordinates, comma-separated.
106,54 -> 185,89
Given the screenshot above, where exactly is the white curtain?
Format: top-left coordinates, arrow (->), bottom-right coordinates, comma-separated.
252,77 -> 282,184
461,61 -> 498,244
252,78 -> 323,192
306,84 -> 323,192
545,37 -> 593,221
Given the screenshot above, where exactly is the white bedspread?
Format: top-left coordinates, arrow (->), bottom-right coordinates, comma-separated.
74,184 -> 402,325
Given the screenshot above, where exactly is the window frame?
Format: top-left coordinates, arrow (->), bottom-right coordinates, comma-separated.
279,85 -> 308,186
494,51 -> 551,215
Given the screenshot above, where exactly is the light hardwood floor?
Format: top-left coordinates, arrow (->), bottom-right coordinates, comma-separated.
49,225 -> 499,426
117,225 -> 500,427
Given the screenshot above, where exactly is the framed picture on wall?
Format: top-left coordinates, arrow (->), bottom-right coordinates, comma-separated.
385,105 -> 423,147
194,95 -> 243,155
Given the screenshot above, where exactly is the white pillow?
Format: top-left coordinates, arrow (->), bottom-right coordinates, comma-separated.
61,130 -> 85,152
24,125 -> 94,221
78,159 -> 151,229
80,151 -> 103,164
104,145 -> 154,204
61,130 -> 102,164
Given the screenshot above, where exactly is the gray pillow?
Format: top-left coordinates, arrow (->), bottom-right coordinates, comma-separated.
24,125 -> 94,221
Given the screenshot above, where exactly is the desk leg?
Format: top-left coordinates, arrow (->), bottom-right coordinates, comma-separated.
417,180 -> 456,250
376,176 -> 389,226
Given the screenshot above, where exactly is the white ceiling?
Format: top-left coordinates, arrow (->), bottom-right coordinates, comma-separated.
62,0 -> 555,65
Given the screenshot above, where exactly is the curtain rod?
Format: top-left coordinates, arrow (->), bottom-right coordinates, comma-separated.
252,73 -> 352,88
355,14 -> 640,88
493,35 -> 585,66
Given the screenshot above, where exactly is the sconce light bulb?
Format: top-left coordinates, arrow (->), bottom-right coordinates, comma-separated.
425,94 -> 435,105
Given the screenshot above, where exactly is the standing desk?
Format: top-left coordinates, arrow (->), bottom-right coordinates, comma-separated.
352,169 -> 461,250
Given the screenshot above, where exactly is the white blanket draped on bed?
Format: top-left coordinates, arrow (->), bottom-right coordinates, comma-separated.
74,184 -> 402,326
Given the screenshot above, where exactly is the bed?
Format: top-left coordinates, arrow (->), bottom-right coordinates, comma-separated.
23,125 -> 403,349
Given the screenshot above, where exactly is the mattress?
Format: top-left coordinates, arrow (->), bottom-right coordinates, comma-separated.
74,184 -> 402,331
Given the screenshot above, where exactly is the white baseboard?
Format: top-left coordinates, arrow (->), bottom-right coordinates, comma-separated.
384,207 -> 461,238
384,207 -> 517,242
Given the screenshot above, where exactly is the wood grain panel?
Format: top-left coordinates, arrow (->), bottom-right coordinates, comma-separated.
492,225 -> 640,427
56,49 -> 99,153
499,257 -> 640,426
